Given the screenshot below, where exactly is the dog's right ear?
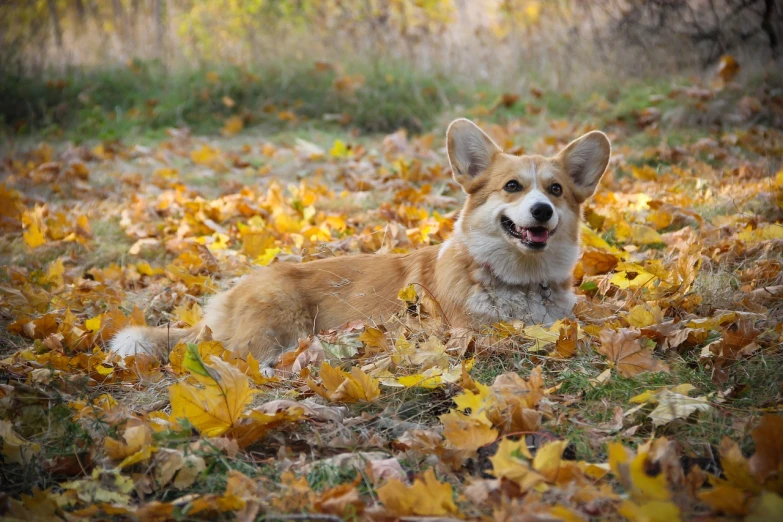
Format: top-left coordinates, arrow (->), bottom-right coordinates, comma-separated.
447,118 -> 502,189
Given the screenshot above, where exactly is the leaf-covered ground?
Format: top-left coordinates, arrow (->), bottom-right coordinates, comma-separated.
1,75 -> 782,521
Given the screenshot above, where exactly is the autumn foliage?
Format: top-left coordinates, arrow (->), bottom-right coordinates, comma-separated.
1,59 -> 783,521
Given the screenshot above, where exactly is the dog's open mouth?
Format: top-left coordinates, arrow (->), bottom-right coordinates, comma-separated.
501,215 -> 553,249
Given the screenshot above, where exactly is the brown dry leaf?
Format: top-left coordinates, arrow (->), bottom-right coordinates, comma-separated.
227,408 -> 303,449
313,480 -> 363,516
551,319 -> 579,358
597,328 -> 669,378
270,472 -> 314,512
718,54 -> 740,82
485,367 -> 546,434
748,415 -> 783,494
366,457 -> 406,486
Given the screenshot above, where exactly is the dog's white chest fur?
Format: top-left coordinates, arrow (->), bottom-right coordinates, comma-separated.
466,268 -> 575,325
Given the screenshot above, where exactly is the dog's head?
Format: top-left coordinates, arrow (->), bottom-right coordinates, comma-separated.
446,118 -> 610,284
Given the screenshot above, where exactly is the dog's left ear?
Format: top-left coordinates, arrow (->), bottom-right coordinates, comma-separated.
557,131 -> 611,202
447,118 -> 502,190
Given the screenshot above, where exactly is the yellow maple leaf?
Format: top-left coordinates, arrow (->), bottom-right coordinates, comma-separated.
0,420 -> 41,464
699,485 -> 749,516
630,384 -> 696,404
105,424 -> 152,461
118,444 -> 156,469
190,145 -> 219,166
746,492 -> 783,522
440,410 -> 497,453
738,224 -> 783,242
333,367 -> 381,402
329,139 -> 351,158
23,219 -> 46,249
718,437 -> 760,492
618,499 -> 682,522
376,468 -> 457,516
452,381 -> 493,424
627,304 -> 662,328
222,116 -> 244,136
533,439 -> 568,483
170,350 -> 256,437
521,324 -> 560,351
306,361 -> 380,403
648,209 -> 673,230
580,223 -> 612,251
489,437 -> 541,488
648,391 -> 710,427
359,327 -> 387,349
169,340 -> 228,375
397,284 -> 417,303
392,335 -> 415,365
173,302 -> 202,327
277,110 -> 297,122
136,261 -> 164,276
611,265 -> 658,290
45,258 -> 65,287
85,315 -> 102,332
397,373 -> 442,389
255,247 -> 281,266
629,224 -> 663,245
610,442 -> 672,503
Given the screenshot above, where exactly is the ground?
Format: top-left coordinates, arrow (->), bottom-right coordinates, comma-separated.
0,71 -> 782,521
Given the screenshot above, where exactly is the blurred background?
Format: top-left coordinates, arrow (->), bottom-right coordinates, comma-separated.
1,0 -> 781,138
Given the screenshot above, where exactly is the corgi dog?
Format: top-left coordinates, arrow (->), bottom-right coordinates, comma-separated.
110,119 -> 610,370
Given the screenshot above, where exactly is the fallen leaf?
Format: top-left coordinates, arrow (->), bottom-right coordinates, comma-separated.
597,328 -> 668,377
170,347 -> 256,436
648,391 -> 711,427
376,468 -> 458,516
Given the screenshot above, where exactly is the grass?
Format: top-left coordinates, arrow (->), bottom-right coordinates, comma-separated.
1,60 -> 476,141
1,59 -> 781,517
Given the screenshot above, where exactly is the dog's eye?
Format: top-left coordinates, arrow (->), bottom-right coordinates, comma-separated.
504,180 -> 522,192
549,183 -> 563,196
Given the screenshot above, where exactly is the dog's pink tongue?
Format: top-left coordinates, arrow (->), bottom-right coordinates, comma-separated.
528,228 -> 550,243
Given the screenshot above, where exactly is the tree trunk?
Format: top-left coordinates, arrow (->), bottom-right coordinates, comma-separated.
74,0 -> 86,19
153,0 -> 166,60
47,0 -> 63,49
113,0 -> 129,48
762,0 -> 779,57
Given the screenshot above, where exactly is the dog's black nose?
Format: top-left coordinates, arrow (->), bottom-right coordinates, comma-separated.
531,202 -> 553,222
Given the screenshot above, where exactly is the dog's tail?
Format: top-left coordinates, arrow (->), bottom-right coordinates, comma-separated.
109,324 -> 198,360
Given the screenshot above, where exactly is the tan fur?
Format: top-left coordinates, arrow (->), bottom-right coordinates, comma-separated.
110,119 -> 611,367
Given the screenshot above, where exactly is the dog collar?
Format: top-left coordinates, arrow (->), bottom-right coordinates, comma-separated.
482,263 -> 554,301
